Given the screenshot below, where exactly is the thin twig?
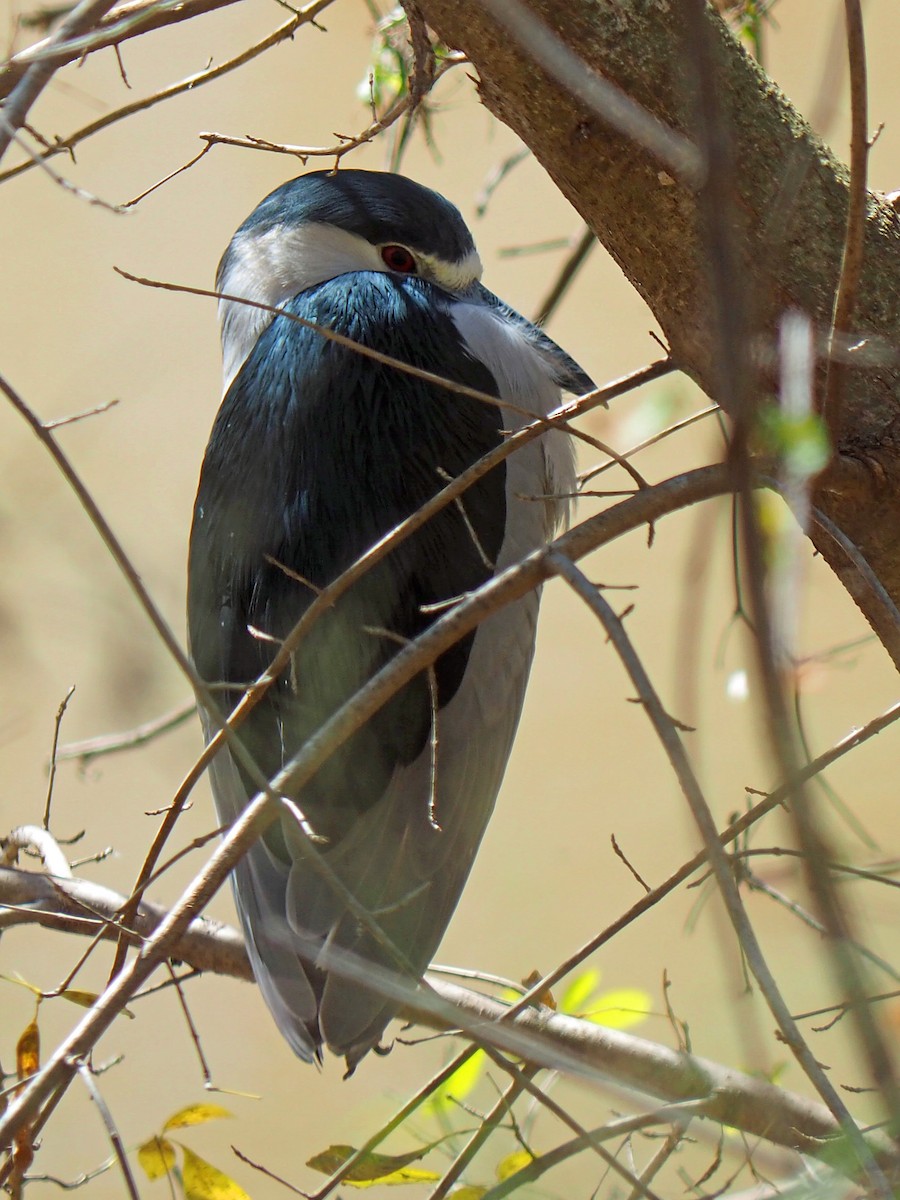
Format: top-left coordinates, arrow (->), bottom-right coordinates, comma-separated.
43,686 -> 75,829
117,268 -> 621,467
532,223 -> 596,328
164,962 -> 214,1088
75,1061 -> 139,1200
478,1105 -> 705,1200
0,0 -> 119,163
578,404 -> 720,487
623,1119 -> 689,1200
195,55 -> 462,168
545,548 -> 880,1177
822,0 -> 870,441
478,1051 -> 666,1200
0,115 -> 128,209
56,700 -> 196,766
425,1069 -> 537,1200
0,0 -> 337,186
0,0 -> 248,98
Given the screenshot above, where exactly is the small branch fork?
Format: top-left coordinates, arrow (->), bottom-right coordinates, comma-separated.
0,0 -> 340,189
0,0 -> 257,101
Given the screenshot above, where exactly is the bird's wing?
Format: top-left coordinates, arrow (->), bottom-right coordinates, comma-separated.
191,272 -> 547,1062
470,282 -> 596,396
291,294 -> 576,1063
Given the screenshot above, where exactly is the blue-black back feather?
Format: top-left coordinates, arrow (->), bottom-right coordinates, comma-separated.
188,272 -> 505,849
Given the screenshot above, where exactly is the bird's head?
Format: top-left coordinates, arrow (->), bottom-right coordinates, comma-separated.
217,169 -> 484,391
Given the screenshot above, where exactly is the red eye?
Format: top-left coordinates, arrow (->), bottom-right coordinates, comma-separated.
380,244 -> 417,273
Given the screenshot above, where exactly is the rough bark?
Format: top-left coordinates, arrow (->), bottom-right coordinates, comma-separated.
416,0 -> 900,666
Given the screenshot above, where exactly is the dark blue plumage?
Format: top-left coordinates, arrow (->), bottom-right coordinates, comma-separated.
188,170 -> 591,1067
190,272 -> 505,842
226,171 -> 476,279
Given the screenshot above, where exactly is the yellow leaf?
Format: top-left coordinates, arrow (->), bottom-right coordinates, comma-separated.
429,1050 -> 486,1110
496,1150 -> 534,1181
181,1145 -> 250,1200
0,972 -> 43,998
59,989 -> 135,1019
306,1144 -> 440,1185
560,969 -> 602,1015
449,1189 -> 487,1199
520,970 -> 555,1009
349,1167 -> 440,1187
16,1019 -> 39,1080
137,1136 -> 177,1181
163,1103 -> 234,1131
583,988 -> 652,1030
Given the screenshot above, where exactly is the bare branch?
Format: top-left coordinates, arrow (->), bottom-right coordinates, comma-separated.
822,0 -> 871,439
0,0 -> 120,163
0,0 -> 338,187
75,1062 -> 139,1200
0,0 -> 259,99
1,827 -> 73,879
546,549 -> 884,1186
56,700 -> 196,767
3,864 -> 897,1180
0,866 -> 250,978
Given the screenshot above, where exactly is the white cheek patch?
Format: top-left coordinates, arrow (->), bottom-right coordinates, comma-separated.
451,303 -> 563,412
421,248 -> 483,292
451,303 -> 576,527
217,222 -> 383,393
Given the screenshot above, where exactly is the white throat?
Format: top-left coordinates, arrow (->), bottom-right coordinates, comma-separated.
217,222 -> 483,394
218,223 -> 383,394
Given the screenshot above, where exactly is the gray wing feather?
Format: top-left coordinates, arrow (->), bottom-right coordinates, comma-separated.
280,586 -> 540,1062
274,340 -> 567,1063
201,714 -> 320,1059
193,291 -> 580,1068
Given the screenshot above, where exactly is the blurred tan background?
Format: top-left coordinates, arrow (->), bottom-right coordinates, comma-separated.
2,0 -> 900,1194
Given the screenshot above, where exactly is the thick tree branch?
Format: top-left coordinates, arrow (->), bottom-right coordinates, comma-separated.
0,866 -> 250,979
414,0 -> 900,668
2,865 -> 898,1182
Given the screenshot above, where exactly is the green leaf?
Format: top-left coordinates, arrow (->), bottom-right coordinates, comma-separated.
429,1049 -> 487,1110
582,987 -> 652,1030
560,969 -> 602,1015
757,405 -> 830,478
496,1150 -> 534,1181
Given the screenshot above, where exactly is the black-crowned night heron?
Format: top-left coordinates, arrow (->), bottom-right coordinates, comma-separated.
188,169 -> 593,1069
